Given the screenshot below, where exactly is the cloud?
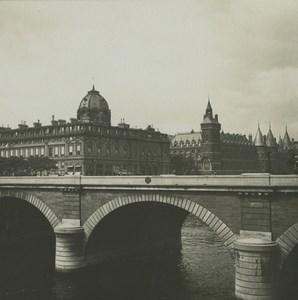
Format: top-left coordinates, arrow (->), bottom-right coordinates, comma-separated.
0,1 -> 297,140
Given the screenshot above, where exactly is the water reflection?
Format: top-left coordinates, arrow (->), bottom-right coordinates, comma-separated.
0,215 -> 237,300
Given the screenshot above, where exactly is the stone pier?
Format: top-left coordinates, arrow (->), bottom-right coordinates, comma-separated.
234,238 -> 279,300
54,226 -> 86,272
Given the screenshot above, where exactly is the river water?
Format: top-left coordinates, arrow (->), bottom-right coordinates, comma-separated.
0,215 -> 236,300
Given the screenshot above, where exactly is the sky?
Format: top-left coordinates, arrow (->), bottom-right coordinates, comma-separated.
0,0 -> 298,140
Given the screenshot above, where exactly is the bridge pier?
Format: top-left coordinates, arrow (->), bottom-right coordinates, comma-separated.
234,238 -> 279,300
54,226 -> 86,272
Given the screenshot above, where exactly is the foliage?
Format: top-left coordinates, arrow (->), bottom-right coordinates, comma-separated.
0,157 -> 57,176
170,154 -> 198,175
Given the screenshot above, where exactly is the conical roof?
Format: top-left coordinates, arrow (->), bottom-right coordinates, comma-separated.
283,127 -> 291,148
201,98 -> 219,124
254,125 -> 265,146
266,126 -> 276,147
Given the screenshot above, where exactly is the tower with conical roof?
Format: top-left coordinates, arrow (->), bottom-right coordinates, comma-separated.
265,125 -> 278,172
283,126 -> 292,149
200,99 -> 221,173
254,124 -> 268,172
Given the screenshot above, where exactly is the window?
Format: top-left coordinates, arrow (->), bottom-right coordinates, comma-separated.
76,144 -> 81,155
97,145 -> 101,156
69,145 -> 73,156
106,146 -> 110,156
54,146 -> 59,156
49,147 -> 53,157
61,145 -> 65,156
35,147 -> 39,157
41,147 -> 45,157
30,148 -> 34,156
25,148 -> 29,158
87,144 -> 92,154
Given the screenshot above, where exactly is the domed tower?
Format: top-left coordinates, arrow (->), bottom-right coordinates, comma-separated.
77,86 -> 111,125
200,99 -> 221,174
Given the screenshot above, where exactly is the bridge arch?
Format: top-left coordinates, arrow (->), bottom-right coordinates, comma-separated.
83,193 -> 238,253
276,222 -> 298,264
0,190 -> 60,229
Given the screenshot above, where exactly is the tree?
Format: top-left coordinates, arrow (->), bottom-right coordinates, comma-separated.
170,154 -> 197,175
0,157 -> 57,176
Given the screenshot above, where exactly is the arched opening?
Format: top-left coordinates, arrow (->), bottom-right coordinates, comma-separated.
83,197 -> 236,299
278,244 -> 298,299
0,197 -> 55,296
85,202 -> 189,263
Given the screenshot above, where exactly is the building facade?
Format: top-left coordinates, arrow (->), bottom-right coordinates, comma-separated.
170,100 -> 295,174
0,86 -> 171,176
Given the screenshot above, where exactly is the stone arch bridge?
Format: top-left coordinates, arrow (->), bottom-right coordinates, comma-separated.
0,174 -> 298,300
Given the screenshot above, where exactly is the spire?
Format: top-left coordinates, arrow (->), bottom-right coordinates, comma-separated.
92,84 -> 95,91
266,124 -> 276,147
206,98 -> 212,110
283,126 -> 291,148
254,124 -> 265,146
205,97 -> 213,118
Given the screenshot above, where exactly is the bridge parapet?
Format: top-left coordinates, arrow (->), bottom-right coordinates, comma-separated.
0,174 -> 297,193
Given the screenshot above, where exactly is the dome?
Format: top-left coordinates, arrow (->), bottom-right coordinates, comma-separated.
77,86 -> 111,125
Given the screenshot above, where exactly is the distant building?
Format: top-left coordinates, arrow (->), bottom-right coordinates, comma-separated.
0,86 -> 171,176
293,141 -> 298,173
170,100 -> 295,174
170,130 -> 202,172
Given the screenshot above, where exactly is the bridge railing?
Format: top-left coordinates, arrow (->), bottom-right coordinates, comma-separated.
0,174 -> 297,189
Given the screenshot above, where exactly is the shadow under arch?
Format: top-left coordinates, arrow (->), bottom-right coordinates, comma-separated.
83,193 -> 238,253
0,190 -> 60,229
276,222 -> 298,266
276,223 -> 298,297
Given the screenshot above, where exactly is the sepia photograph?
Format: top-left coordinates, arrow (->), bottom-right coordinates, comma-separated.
0,1 -> 297,299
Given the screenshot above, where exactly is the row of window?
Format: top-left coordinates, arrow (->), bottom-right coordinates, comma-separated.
0,144 -> 81,158
172,140 -> 201,147
0,144 -> 169,160
0,125 -> 166,140
0,147 -> 45,158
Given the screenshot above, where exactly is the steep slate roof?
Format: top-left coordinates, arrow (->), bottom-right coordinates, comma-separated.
283,127 -> 292,148
221,132 -> 250,144
171,131 -> 202,145
266,126 -> 277,147
254,125 -> 265,146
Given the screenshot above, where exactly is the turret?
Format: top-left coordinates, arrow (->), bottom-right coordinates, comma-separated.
283,126 -> 291,149
266,125 -> 277,148
265,125 -> 278,172
253,124 -> 268,172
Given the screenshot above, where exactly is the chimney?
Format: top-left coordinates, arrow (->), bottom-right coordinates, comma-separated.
33,120 -> 41,128
70,118 -> 78,124
51,115 -> 58,126
18,121 -> 28,130
58,119 -> 66,126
